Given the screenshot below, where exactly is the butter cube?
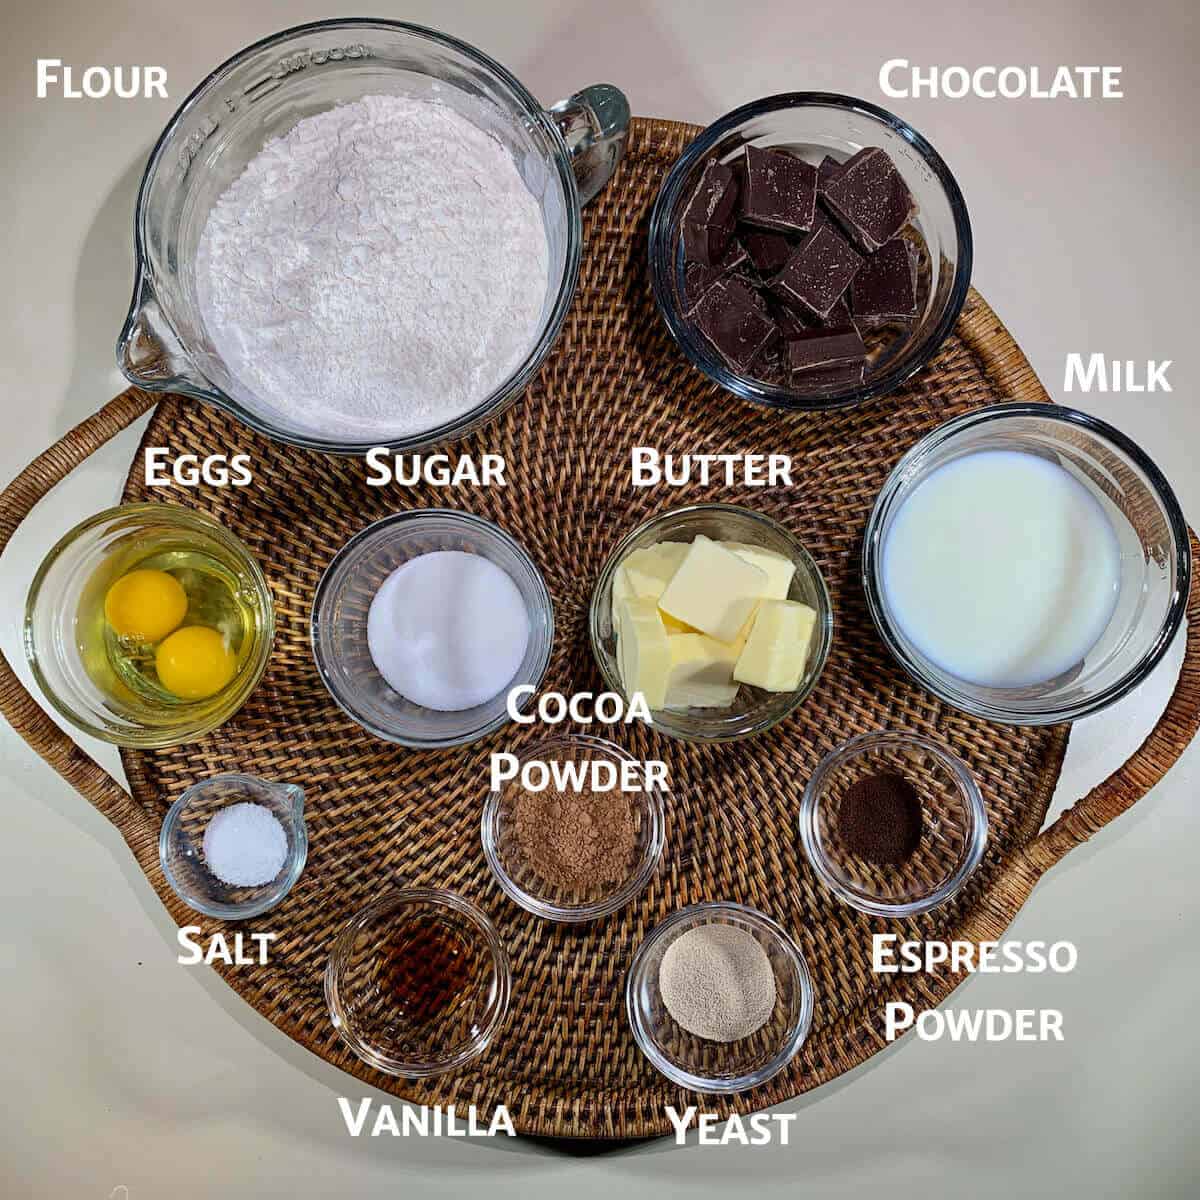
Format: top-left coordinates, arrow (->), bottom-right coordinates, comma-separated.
664,633 -> 740,709
661,611 -> 698,635
658,535 -> 768,643
621,542 -> 689,600
610,564 -> 634,629
734,599 -> 818,692
615,597 -> 671,708
720,541 -> 796,600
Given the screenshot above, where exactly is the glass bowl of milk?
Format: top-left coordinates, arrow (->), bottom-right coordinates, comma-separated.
863,404 -> 1190,725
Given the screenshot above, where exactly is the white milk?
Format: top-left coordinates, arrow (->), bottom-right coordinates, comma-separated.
881,450 -> 1121,688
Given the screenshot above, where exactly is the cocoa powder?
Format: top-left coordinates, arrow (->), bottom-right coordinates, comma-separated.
511,769 -> 637,891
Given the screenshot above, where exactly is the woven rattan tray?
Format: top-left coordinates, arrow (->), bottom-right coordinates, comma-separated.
3,117 -> 1198,1139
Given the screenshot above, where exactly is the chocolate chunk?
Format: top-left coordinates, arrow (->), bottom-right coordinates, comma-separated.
794,360 -> 866,389
683,262 -> 723,314
787,327 -> 867,375
681,159 -> 739,265
682,158 -> 738,228
738,145 -> 816,234
742,230 -> 793,275
818,155 -> 843,186
715,236 -> 750,275
692,277 -> 778,372
850,238 -> 918,326
811,295 -> 855,331
682,216 -> 735,266
820,147 -> 915,253
772,302 -> 809,340
770,222 -> 864,319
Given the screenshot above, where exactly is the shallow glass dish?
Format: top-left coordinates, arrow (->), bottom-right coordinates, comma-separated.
311,509 -> 553,748
799,731 -> 986,917
588,503 -> 832,742
863,404 -> 1190,724
159,773 -> 307,920
648,92 -> 972,411
324,888 -> 511,1078
24,503 -> 274,748
117,18 -> 628,454
481,733 -> 665,922
626,902 -> 814,1094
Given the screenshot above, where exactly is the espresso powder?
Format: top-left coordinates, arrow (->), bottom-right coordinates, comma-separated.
511,773 -> 637,891
836,771 -> 924,864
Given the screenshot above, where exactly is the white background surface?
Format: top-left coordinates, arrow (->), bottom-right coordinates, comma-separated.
2,2 -> 1198,1196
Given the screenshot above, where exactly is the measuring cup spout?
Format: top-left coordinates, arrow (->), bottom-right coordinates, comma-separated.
548,84 -> 630,206
117,272 -> 209,396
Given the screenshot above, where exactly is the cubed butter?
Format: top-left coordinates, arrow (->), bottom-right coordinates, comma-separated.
664,633 -> 740,709
615,596 -> 671,708
610,563 -> 634,629
658,535 -> 768,643
733,599 -> 818,692
720,541 -> 796,600
661,610 -> 699,635
621,542 -> 689,600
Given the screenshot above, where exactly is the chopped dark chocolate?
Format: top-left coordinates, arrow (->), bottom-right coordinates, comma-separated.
682,216 -> 735,267
810,295 -> 855,331
793,359 -> 866,388
742,229 -> 794,275
738,145 -> 816,234
787,326 -> 867,375
681,159 -> 739,265
714,236 -> 750,275
682,158 -> 738,228
683,262 -> 723,314
820,147 -> 915,253
770,222 -> 863,319
850,238 -> 918,326
692,277 -> 778,372
818,155 -> 843,186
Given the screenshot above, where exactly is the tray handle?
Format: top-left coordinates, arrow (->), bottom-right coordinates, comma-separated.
1015,527 -> 1200,885
0,388 -> 160,861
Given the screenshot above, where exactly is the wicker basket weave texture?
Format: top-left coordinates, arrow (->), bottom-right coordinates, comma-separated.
0,117 -> 1196,1139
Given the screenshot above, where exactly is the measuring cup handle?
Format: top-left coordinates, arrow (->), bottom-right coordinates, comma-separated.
548,84 -> 630,206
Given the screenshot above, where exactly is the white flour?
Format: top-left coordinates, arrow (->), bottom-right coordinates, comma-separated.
196,94 -> 550,440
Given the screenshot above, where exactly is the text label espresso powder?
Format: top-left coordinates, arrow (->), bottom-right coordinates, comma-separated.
197,94 -> 549,440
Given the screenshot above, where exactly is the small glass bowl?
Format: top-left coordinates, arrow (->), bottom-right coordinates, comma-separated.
626,902 -> 814,1094
481,733 -> 666,922
311,510 -> 554,748
799,731 -> 987,917
863,404 -> 1191,724
648,92 -> 972,411
324,888 -> 511,1079
588,503 -> 832,742
24,503 -> 274,748
159,773 -> 307,919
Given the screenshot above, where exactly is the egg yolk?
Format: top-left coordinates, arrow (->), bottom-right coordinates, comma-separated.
155,626 -> 236,700
103,569 -> 188,642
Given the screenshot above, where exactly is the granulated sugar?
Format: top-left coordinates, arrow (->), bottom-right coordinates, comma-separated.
196,94 -> 549,440
658,923 -> 777,1042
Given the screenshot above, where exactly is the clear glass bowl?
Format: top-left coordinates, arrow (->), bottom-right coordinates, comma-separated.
588,504 -> 832,742
159,773 -> 307,920
324,888 -> 511,1078
481,733 -> 665,922
117,19 -> 627,454
863,403 -> 1191,724
798,731 -> 986,917
625,902 -> 814,1094
24,503 -> 274,748
311,510 -> 553,748
648,92 -> 972,411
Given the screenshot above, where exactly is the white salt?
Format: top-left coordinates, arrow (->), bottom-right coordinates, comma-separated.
203,801 -> 289,887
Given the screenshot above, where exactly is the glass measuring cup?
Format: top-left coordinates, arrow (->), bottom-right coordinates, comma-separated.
117,19 -> 630,455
